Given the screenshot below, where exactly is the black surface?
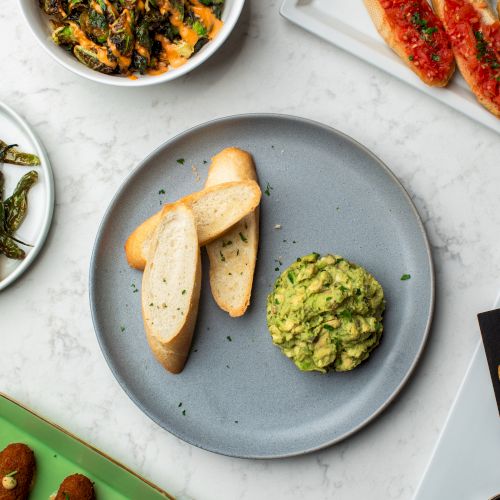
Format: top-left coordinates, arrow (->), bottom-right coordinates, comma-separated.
478,308 -> 500,416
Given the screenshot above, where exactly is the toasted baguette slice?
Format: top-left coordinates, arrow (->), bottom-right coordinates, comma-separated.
432,0 -> 500,117
364,0 -> 455,86
142,204 -> 201,374
204,148 -> 259,317
125,180 -> 262,270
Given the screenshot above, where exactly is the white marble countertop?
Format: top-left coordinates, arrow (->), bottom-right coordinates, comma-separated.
2,1 -> 500,499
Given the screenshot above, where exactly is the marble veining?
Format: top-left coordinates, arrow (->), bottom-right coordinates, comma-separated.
1,0 -> 500,499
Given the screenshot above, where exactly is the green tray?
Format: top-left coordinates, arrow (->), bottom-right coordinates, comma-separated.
0,393 -> 174,499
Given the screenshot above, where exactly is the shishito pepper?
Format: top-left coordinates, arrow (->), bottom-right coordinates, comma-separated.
4,171 -> 38,234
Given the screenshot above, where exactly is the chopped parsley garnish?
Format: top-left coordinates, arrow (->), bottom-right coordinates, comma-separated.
182,409 -> 186,416
220,251 -> 226,262
408,55 -> 415,61
178,402 -> 182,407
222,240 -> 233,247
159,189 -> 165,194
410,12 -> 438,42
431,54 -> 440,62
120,326 -> 126,332
339,285 -> 348,293
324,324 -> 334,331
264,182 -> 273,196
4,471 -> 18,478
275,267 -> 280,272
325,296 -> 332,301
176,158 -> 185,165
226,335 -> 232,342
401,274 -> 411,281
287,271 -> 295,284
339,310 -> 353,321
239,232 -> 248,242
182,289 -> 186,295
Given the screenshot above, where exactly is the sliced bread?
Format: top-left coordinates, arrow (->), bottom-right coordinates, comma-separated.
141,203 -> 201,374
125,179 -> 261,270
204,148 -> 259,317
432,0 -> 500,117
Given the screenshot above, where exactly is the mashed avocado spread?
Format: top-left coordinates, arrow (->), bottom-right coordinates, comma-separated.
266,253 -> 385,373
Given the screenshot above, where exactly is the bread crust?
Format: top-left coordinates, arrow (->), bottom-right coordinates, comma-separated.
142,204 -> 201,374
125,180 -> 261,270
205,148 -> 259,317
364,0 -> 455,86
432,0 -> 500,118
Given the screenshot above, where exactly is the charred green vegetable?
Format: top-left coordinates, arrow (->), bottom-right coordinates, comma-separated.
40,0 -> 68,20
0,141 -> 40,166
0,233 -> 25,260
74,45 -> 116,73
40,0 -> 225,76
4,171 -> 38,234
0,172 -> 25,260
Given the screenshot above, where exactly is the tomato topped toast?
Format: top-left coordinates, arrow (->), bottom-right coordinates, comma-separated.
365,0 -> 455,86
433,0 -> 500,117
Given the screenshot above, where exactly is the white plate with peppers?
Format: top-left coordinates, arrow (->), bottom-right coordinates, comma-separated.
0,102 -> 54,291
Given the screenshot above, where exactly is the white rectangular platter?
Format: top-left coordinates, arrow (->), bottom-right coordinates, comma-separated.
414,292 -> 500,500
280,0 -> 500,135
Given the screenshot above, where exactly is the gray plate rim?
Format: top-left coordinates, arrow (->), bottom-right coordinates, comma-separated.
89,113 -> 435,459
0,101 -> 55,292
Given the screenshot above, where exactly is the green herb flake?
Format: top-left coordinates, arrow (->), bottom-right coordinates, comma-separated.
5,471 -> 18,478
120,326 -> 126,332
239,232 -> 248,242
182,289 -> 186,295
192,20 -> 207,37
264,182 -> 273,196
226,335 -> 232,342
182,409 -> 186,416
408,55 -> 415,61
220,250 -> 226,262
159,189 -> 165,194
324,324 -> 334,331
339,310 -> 353,321
176,158 -> 185,165
178,402 -> 182,407
401,274 -> 411,281
287,271 -> 295,284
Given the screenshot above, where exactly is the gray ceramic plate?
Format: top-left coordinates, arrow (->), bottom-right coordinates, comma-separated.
89,114 -> 434,459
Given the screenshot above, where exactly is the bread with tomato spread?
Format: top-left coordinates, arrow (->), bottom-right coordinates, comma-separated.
432,0 -> 500,117
364,0 -> 455,86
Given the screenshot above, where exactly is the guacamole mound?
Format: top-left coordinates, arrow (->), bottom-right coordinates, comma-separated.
266,253 -> 385,373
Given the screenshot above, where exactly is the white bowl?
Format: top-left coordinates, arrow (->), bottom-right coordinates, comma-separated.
19,0 -> 245,87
